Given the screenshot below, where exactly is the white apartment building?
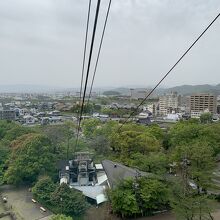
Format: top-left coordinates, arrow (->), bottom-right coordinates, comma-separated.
159,92 -> 180,116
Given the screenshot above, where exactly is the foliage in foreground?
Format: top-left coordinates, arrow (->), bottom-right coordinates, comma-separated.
1,118 -> 220,219
51,183 -> 88,216
108,177 -> 169,218
32,176 -> 57,205
4,133 -> 56,184
169,180 -> 217,220
0,120 -> 35,184
33,178 -> 87,217
50,214 -> 72,220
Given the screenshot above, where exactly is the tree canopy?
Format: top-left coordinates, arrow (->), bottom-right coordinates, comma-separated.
50,214 -> 72,220
109,177 -> 169,218
200,112 -> 212,124
4,133 -> 55,184
32,176 -> 56,205
50,183 -> 88,217
1,115 -> 220,219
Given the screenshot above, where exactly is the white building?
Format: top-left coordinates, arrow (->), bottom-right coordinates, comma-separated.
23,115 -> 37,124
159,92 -> 180,116
164,113 -> 181,121
59,152 -> 108,205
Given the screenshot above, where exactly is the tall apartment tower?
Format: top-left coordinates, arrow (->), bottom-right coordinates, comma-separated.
190,94 -> 217,118
159,92 -> 180,116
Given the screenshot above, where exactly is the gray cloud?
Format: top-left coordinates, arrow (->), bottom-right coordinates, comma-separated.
0,0 -> 220,88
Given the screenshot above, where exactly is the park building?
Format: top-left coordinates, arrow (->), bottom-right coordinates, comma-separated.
58,152 -> 108,205
58,152 -> 152,205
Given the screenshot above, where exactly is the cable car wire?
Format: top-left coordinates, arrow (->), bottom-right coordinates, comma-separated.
118,13 -> 220,132
87,0 -> 112,105
79,0 -> 92,105
75,0 -> 101,149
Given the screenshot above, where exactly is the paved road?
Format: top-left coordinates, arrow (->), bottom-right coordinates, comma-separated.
0,199 -> 12,220
0,185 -> 53,220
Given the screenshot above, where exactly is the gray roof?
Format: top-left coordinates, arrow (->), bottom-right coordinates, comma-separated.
102,160 -> 154,188
72,185 -> 107,204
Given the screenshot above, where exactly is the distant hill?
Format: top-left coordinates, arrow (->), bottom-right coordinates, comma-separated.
165,84 -> 220,95
1,84 -> 220,95
107,84 -> 220,96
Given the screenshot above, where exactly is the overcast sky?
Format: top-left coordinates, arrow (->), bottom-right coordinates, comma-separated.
0,0 -> 220,88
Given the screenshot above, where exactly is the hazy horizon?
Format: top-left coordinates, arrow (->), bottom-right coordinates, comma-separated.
0,83 -> 220,93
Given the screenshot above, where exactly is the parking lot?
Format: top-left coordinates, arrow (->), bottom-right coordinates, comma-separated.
0,199 -> 12,220
0,185 -> 53,220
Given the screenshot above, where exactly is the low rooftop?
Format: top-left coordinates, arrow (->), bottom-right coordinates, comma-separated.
102,160 -> 154,188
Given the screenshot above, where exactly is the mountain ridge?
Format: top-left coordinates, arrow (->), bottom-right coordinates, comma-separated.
0,84 -> 220,95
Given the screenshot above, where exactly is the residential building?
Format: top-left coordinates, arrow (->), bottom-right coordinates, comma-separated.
145,103 -> 158,116
164,113 -> 181,121
23,115 -> 37,124
217,95 -> 220,114
0,110 -> 16,120
179,96 -> 191,114
159,92 -> 180,116
190,94 -> 217,118
48,110 -> 61,116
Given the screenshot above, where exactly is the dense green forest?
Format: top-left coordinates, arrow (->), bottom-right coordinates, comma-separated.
1,119 -> 220,219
